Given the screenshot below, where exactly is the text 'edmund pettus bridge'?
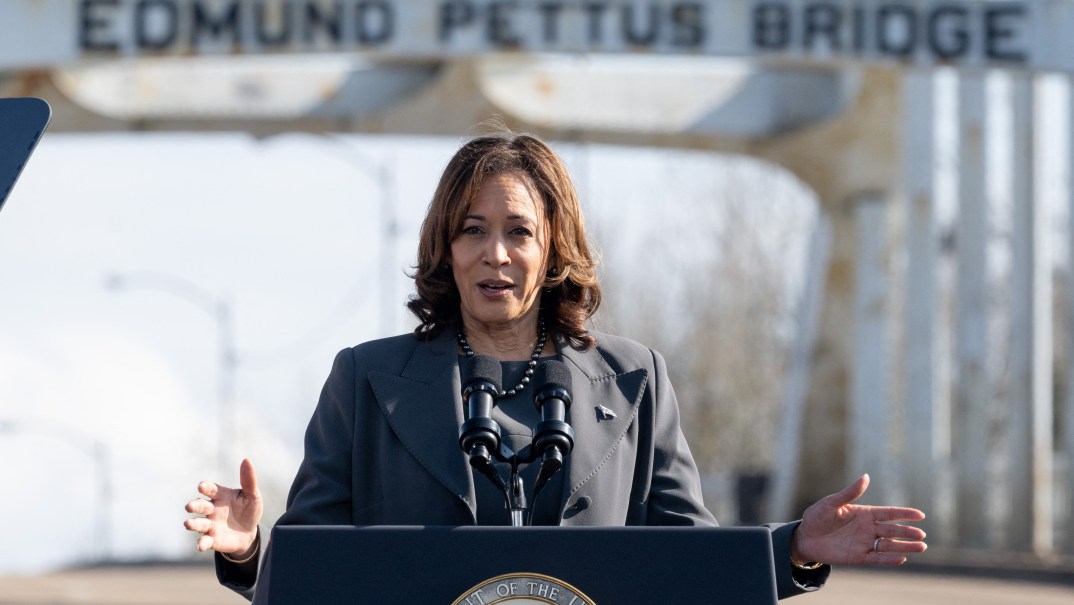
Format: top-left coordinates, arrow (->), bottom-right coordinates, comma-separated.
6,1 -> 1074,73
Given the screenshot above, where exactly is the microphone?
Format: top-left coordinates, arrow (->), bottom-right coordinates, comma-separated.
458,355 -> 503,468
531,360 -> 575,494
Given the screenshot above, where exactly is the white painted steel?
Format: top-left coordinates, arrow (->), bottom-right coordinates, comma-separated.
768,214 -> 832,521
851,194 -> 891,501
954,71 -> 990,549
50,56 -> 441,120
474,56 -> 850,136
1006,72 -> 1054,554
902,68 -> 937,530
1067,74 -> 1074,556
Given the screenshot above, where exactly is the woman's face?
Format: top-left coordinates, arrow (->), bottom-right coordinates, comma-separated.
450,172 -> 551,334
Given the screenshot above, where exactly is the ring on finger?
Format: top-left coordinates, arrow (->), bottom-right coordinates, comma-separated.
872,537 -> 882,553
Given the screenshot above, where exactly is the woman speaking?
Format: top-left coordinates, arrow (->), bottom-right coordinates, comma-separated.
184,132 -> 927,600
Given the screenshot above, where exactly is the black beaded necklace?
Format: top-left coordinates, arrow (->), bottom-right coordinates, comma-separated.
457,316 -> 548,399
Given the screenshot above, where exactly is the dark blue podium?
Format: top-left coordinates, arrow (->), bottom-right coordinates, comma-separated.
254,525 -> 779,604
0,97 -> 51,213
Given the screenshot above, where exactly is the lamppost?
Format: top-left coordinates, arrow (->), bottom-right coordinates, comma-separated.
104,271 -> 237,473
301,134 -> 398,336
0,419 -> 112,562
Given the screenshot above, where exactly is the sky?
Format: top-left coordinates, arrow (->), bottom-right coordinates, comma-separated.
0,131 -> 817,574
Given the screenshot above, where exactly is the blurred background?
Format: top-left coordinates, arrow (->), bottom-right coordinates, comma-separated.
1,0 -> 1073,601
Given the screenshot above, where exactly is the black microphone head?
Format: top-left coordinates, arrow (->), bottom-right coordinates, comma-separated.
532,360 -> 575,456
462,354 -> 502,394
534,359 -> 573,411
534,359 -> 572,392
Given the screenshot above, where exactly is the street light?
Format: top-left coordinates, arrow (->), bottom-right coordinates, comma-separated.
287,133 -> 398,336
0,419 -> 112,562
104,271 -> 237,473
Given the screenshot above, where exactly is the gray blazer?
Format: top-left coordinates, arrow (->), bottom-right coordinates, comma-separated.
217,329 -> 827,599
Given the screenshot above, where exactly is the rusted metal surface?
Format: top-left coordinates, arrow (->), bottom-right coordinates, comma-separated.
475,56 -> 850,137
0,1 -> 1069,72
50,56 -> 442,120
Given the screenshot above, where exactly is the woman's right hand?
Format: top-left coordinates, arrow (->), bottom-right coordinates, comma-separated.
184,458 -> 264,556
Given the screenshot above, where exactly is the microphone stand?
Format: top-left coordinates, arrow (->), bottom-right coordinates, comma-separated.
508,463 -> 527,527
471,442 -> 550,527
498,446 -> 538,527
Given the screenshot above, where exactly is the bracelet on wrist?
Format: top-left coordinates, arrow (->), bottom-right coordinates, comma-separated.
221,537 -> 260,564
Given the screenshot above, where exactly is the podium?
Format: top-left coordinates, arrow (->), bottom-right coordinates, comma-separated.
254,525 -> 779,604
0,97 -> 51,213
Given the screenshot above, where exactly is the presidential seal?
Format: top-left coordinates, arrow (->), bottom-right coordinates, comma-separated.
452,572 -> 596,605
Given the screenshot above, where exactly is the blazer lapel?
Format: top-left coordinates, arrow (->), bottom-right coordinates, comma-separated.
557,336 -> 647,513
368,330 -> 477,522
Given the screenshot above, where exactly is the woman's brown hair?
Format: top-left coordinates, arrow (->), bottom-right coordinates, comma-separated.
407,132 -> 601,349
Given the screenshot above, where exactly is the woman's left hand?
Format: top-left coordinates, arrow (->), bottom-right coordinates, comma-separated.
792,474 -> 927,566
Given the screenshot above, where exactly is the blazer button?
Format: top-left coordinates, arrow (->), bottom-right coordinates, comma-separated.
569,496 -> 591,512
